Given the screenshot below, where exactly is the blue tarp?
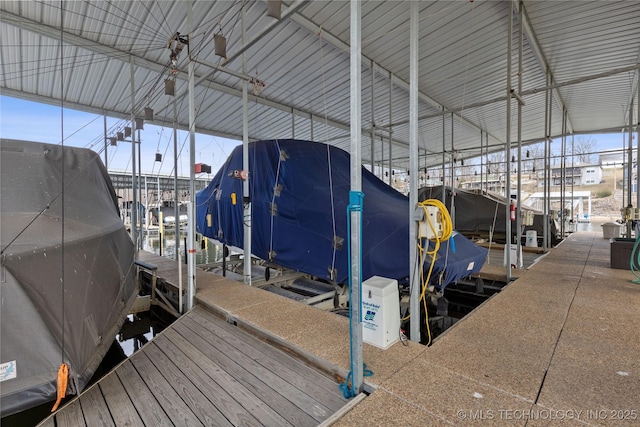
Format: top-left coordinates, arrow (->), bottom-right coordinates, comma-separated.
196,139 -> 487,289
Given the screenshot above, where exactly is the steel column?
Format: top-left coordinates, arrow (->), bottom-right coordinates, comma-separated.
504,2 -> 513,280
187,1 -> 197,310
242,4 -> 252,285
409,0 -> 420,344
348,0 -> 363,394
130,57 -> 137,253
515,1 -> 523,266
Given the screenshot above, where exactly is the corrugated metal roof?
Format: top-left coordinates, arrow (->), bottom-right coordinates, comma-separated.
1,0 -> 638,170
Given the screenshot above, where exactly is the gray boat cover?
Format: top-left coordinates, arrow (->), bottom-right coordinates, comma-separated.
0,139 -> 136,416
418,186 -> 560,243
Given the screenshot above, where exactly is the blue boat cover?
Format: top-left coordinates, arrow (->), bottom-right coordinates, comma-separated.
196,139 -> 487,289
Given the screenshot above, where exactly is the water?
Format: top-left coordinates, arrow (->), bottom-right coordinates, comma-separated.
142,228 -> 223,265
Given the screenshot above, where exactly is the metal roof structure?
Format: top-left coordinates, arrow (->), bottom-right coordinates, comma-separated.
1,1 -> 639,170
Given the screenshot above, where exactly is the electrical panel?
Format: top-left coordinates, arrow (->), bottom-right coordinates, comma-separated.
419,205 -> 444,239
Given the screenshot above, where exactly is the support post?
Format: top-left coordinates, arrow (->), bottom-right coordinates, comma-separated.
409,0 -> 420,344
242,3 -> 252,285
130,57 -> 138,253
504,2 -> 513,280
628,105 -> 634,237
173,98 -> 183,312
543,70 -> 550,251
186,1 -> 197,310
103,112 -> 108,169
388,74 -> 393,186
442,113 -> 446,202
370,67 -> 376,177
348,0 -> 363,395
515,1 -> 523,266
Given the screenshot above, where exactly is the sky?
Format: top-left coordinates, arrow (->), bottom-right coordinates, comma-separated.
0,95 -> 241,178
0,94 -> 634,176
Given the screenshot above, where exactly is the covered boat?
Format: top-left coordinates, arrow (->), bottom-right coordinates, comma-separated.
418,186 -> 561,245
196,139 -> 487,290
0,139 -> 136,416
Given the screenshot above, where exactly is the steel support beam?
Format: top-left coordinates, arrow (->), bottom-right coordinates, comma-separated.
409,1 -> 420,344
504,2 -> 513,282
186,1 -> 197,311
242,5 -> 252,286
348,0 -> 363,395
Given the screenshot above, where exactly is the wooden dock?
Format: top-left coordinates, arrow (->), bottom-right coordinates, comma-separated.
40,306 -> 349,426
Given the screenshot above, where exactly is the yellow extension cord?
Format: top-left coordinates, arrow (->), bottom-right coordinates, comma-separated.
403,199 -> 454,346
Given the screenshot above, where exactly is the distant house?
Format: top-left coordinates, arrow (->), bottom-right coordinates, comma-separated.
538,164 -> 603,186
459,174 -> 506,193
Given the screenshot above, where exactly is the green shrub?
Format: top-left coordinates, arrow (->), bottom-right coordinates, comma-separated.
596,190 -> 612,198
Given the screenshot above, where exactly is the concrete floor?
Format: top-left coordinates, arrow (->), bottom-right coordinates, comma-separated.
145,228 -> 640,426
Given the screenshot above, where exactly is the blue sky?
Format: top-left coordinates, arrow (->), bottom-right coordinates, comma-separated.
0,94 -> 633,175
0,95 -> 241,177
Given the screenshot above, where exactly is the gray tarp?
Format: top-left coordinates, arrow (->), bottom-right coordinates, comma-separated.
0,139 -> 136,416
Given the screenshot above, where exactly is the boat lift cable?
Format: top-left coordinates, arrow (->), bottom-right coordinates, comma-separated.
327,144 -> 338,280
630,226 -> 640,284
269,141 -> 283,261
52,1 -> 70,413
1,145 -> 117,256
318,27 -> 339,280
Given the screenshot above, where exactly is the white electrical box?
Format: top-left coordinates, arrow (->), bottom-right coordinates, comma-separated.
418,205 -> 443,239
503,245 -> 523,268
362,276 -> 400,350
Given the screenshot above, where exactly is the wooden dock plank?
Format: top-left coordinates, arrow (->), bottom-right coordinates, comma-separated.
177,314 -> 332,424
116,360 -> 173,426
38,417 -> 55,427
129,351 -> 205,427
98,372 -> 144,427
190,308 -> 348,409
162,329 -> 296,427
152,334 -> 265,427
176,319 -> 321,426
142,342 -> 234,427
54,399 -> 87,427
189,307 -> 345,399
78,384 -> 115,427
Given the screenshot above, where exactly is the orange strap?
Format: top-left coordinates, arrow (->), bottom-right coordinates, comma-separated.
51,363 -> 69,412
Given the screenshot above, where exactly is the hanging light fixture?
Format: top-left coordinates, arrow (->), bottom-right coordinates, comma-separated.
214,34 -> 227,59
110,137 -> 117,146
155,152 -> 162,162
164,79 -> 175,96
145,107 -> 154,121
511,155 -> 515,163
267,0 -> 281,19
526,149 -> 530,158
135,118 -> 144,130
117,132 -> 124,141
124,126 -> 131,138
